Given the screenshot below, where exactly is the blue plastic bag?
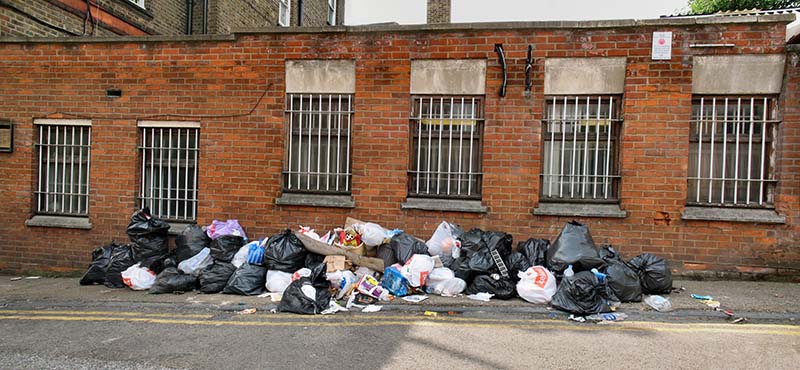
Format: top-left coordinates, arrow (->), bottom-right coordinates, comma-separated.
380,265 -> 409,297
246,240 -> 265,265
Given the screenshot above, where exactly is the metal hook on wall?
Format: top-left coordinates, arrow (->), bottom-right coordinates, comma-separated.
494,43 -> 507,98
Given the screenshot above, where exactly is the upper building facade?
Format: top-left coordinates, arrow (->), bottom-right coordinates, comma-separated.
0,0 -> 346,37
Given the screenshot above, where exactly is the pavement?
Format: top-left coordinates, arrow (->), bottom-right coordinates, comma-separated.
1,275 -> 798,323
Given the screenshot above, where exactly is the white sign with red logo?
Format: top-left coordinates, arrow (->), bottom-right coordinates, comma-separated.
652,31 -> 673,60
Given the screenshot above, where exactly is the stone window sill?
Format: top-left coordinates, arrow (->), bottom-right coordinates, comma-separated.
276,193 -> 355,208
681,206 -> 785,224
25,215 -> 92,230
533,202 -> 627,218
401,198 -> 487,213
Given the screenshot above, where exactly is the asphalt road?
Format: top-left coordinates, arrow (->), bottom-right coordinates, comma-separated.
1,306 -> 798,370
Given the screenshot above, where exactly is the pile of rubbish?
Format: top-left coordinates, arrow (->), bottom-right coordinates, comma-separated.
80,211 -> 674,317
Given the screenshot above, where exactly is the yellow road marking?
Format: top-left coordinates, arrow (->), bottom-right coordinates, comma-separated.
0,313 -> 797,337
0,310 -> 213,319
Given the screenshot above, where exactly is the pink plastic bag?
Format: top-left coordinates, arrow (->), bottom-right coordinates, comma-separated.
207,219 -> 247,240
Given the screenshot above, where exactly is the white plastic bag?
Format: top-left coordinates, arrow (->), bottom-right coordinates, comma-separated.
121,263 -> 156,290
425,267 -> 455,291
266,270 -> 293,293
355,223 -> 389,247
516,266 -> 557,304
178,247 -> 213,275
231,244 -> 252,268
437,278 -> 467,296
426,221 -> 461,263
401,254 -> 435,287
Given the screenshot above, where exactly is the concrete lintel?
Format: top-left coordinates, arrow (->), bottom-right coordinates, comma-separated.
533,202 -> 627,218
410,59 -> 486,95
276,193 -> 355,208
545,57 -> 627,95
25,215 -> 92,230
693,54 -> 786,94
681,206 -> 786,224
285,60 -> 356,94
401,198 -> 487,213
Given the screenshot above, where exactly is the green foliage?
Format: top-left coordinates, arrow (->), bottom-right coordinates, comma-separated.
688,0 -> 800,14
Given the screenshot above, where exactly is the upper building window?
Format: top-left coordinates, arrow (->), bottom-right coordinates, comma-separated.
688,96 -> 777,207
328,0 -> 337,25
138,121 -> 200,221
128,0 -> 145,9
279,0 -> 291,27
541,96 -> 621,202
34,119 -> 92,216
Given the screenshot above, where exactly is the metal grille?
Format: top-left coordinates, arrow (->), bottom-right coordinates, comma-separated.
542,96 -> 621,201
688,96 -> 777,207
35,124 -> 91,216
139,127 -> 199,221
279,0 -> 290,26
409,96 -> 483,199
283,94 -> 353,194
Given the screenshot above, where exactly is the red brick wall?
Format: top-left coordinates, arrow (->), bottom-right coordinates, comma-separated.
0,20 -> 798,277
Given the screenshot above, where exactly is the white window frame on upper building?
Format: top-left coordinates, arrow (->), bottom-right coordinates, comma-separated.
328,0 -> 337,25
128,0 -> 146,9
279,0 -> 291,27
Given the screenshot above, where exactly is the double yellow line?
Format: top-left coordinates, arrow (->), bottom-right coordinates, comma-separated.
1,309 -> 798,336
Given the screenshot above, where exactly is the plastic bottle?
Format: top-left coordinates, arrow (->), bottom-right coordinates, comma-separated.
564,265 -> 575,281
590,268 -> 607,283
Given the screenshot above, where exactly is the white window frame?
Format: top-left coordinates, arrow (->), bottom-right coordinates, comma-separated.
688,96 -> 778,208
541,95 -> 622,203
283,94 -> 353,194
279,0 -> 291,27
34,119 -> 92,217
328,0 -> 337,25
138,121 -> 200,221
409,96 -> 484,200
128,0 -> 146,9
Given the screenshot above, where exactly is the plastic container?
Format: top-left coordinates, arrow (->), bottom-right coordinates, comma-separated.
644,295 -> 673,312
564,264 -> 575,280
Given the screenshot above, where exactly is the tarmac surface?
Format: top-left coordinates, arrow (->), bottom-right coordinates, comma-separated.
1,276 -> 798,369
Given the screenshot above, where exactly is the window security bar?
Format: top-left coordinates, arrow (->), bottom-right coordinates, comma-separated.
409,96 -> 483,199
35,125 -> 91,216
139,127 -> 199,221
284,94 -> 352,194
541,96 -> 621,201
688,97 -> 777,207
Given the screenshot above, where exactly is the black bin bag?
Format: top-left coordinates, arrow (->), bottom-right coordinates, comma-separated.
551,271 -> 614,315
457,229 -> 513,278
149,267 -> 198,294
546,221 -> 604,275
223,262 -> 267,296
175,224 -> 211,262
104,243 -> 136,288
506,252 -> 530,282
517,238 -> 549,268
627,253 -> 673,294
278,277 -> 332,315
80,244 -> 114,285
198,261 -> 237,294
209,234 -> 245,263
264,229 -> 308,273
378,232 -> 429,267
600,246 -> 642,302
127,208 -> 171,261
465,275 -> 516,300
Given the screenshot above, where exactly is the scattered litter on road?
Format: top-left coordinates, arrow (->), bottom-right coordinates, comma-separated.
691,294 -> 713,300
568,315 -> 586,323
25,276 -> 41,280
731,317 -> 748,324
585,313 -> 628,322
10,277 -> 22,281
703,300 -> 721,308
423,311 -> 438,317
257,292 -> 283,302
467,292 -> 494,302
361,305 -> 382,313
236,308 -> 257,315
321,301 -> 348,315
401,295 -> 429,303
644,295 -> 673,312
